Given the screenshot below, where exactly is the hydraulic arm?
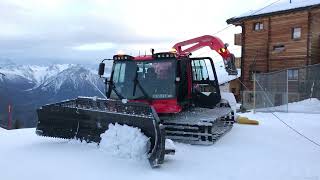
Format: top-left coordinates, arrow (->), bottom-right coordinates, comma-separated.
173,35 -> 238,75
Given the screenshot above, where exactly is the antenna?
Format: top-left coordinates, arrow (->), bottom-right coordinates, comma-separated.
139,50 -> 140,56
144,50 -> 146,56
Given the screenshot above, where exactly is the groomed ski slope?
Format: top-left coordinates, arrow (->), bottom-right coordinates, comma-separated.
1,109 -> 320,180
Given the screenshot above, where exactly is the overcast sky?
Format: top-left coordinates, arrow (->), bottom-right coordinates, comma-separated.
0,0 -> 272,65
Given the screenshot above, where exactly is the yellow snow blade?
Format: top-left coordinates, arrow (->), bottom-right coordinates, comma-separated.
237,116 -> 259,125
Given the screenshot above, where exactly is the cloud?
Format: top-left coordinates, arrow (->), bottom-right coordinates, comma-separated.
0,0 -> 272,64
72,42 -> 115,51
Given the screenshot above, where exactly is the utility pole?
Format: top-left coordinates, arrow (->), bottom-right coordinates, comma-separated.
8,104 -> 12,129
253,73 -> 256,114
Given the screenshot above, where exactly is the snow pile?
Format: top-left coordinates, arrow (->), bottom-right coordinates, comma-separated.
165,139 -> 175,150
0,127 -> 6,132
99,123 -> 150,160
214,59 -> 241,85
288,98 -> 320,112
121,99 -> 128,104
258,98 -> 320,113
1,111 -> 320,180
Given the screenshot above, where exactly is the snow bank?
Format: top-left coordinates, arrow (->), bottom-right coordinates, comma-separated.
99,123 -> 150,160
288,98 -> 320,112
1,112 -> 320,180
0,127 -> 6,132
257,98 -> 320,113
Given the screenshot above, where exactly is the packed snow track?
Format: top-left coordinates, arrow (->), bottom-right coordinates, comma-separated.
1,111 -> 320,180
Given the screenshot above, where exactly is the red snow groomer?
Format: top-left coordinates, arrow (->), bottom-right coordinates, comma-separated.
36,35 -> 237,167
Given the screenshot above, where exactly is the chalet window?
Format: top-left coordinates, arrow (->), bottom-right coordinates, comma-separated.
273,44 -> 285,52
253,22 -> 263,31
288,69 -> 299,81
292,27 -> 301,40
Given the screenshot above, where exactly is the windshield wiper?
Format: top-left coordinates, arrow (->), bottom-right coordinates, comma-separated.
110,82 -> 125,100
107,69 -> 125,100
132,66 -> 152,101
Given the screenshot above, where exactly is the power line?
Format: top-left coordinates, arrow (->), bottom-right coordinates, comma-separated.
236,56 -> 320,149
239,74 -> 320,148
211,0 -> 282,36
236,78 -> 250,90
253,79 -> 320,149
272,111 -> 320,148
212,25 -> 234,36
88,79 -> 108,99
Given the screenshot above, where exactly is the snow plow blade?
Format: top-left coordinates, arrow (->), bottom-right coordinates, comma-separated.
36,97 -> 167,167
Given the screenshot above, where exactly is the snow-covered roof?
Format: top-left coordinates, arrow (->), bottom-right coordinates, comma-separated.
227,0 -> 320,24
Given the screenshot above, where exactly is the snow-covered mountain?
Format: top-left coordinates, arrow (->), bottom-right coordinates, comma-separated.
0,60 -> 106,127
32,65 -> 105,103
39,65 -> 101,92
0,60 -> 75,89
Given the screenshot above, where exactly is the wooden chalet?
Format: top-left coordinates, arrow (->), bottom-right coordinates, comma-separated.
227,1 -> 320,91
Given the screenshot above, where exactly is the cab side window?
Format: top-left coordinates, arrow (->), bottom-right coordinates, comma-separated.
191,59 -> 215,81
190,58 -> 220,108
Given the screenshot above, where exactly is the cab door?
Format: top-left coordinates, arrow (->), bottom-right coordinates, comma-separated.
190,57 -> 221,108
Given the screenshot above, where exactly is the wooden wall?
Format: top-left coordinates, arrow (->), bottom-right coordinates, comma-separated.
242,17 -> 269,90
310,8 -> 320,64
269,11 -> 309,70
239,8 -> 320,90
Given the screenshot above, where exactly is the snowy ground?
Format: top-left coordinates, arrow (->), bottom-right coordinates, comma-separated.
257,98 -> 320,114
1,111 -> 320,180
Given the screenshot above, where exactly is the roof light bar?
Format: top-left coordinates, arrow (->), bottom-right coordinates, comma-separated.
113,55 -> 134,60
153,52 -> 176,59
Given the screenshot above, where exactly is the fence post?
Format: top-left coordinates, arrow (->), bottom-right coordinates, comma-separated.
253,73 -> 256,114
286,69 -> 289,113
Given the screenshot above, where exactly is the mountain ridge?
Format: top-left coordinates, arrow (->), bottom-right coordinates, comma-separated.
0,61 -> 106,128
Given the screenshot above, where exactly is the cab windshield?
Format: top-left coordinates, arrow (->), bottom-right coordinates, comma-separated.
110,59 -> 176,99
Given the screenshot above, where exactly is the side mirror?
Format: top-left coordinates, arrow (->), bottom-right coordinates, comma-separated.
98,63 -> 105,76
